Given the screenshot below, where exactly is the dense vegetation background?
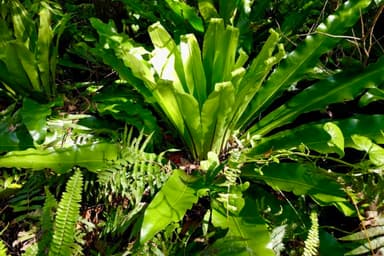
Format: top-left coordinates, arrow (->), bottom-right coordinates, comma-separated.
1,0 -> 384,255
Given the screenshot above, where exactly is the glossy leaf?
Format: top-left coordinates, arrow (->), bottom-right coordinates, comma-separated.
165,0 -> 204,32
201,82 -> 235,158
36,6 -> 53,97
244,163 -> 353,215
351,135 -> 384,166
0,143 -> 120,173
250,57 -> 384,136
247,115 -> 384,157
20,98 -> 51,144
140,169 -> 199,244
240,0 -> 372,126
202,18 -> 239,93
344,236 -> 384,255
211,197 -> 274,256
359,87 -> 384,107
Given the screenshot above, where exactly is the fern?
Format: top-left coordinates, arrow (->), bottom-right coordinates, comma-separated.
49,169 -> 83,256
98,129 -> 168,206
303,211 -> 320,256
38,187 -> 57,255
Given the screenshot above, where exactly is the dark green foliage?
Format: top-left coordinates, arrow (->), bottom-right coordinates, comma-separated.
0,0 -> 384,255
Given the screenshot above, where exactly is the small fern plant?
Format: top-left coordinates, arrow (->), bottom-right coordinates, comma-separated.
49,169 -> 83,256
303,211 -> 320,256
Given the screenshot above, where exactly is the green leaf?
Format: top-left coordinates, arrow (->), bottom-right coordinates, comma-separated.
0,143 -> 120,173
340,226 -> 384,241
20,98 -> 51,144
140,169 -> 199,244
244,163 -> 353,215
211,197 -> 274,256
36,6 -> 53,97
179,33 -> 207,106
247,115 -> 384,157
234,29 -> 284,129
203,18 -> 239,93
201,82 -> 235,159
165,0 -> 204,32
241,0 -> 372,125
359,87 -> 384,107
344,236 -> 384,255
323,122 -> 345,157
198,0 -> 219,21
249,57 -> 384,136
351,135 -> 384,166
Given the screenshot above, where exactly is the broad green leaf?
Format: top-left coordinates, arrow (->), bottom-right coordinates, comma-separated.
234,29 -> 284,129
340,226 -> 384,241
211,197 -> 274,256
198,0 -> 219,21
247,115 -> 384,157
9,0 -> 35,45
93,85 -> 159,135
148,22 -> 185,92
359,87 -> 384,107
323,122 -> 344,157
15,42 -> 41,92
180,33 -> 207,105
250,57 -> 384,136
140,169 -> 199,244
0,42 -> 34,95
344,236 -> 384,255
20,98 -> 51,144
247,122 -> 342,157
203,18 -> 239,93
244,163 -> 352,215
0,143 -> 120,173
319,230 -> 346,256
351,135 -> 384,166
175,91 -> 202,159
241,0 -> 372,125
201,82 -> 235,159
165,0 -> 204,32
36,6 -> 53,97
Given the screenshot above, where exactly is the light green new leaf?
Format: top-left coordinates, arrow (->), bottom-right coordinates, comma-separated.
203,18 -> 239,93
175,91 -> 202,158
148,22 -> 185,92
211,198 -> 274,256
180,33 -> 207,105
201,82 -> 235,158
0,143 -> 120,173
140,169 -> 199,244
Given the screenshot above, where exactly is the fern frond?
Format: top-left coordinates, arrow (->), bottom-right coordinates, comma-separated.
303,211 -> 319,256
38,187 -> 57,255
49,169 -> 83,256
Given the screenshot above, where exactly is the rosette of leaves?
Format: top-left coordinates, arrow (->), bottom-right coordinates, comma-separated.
0,0 -> 69,102
91,0 -> 384,254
